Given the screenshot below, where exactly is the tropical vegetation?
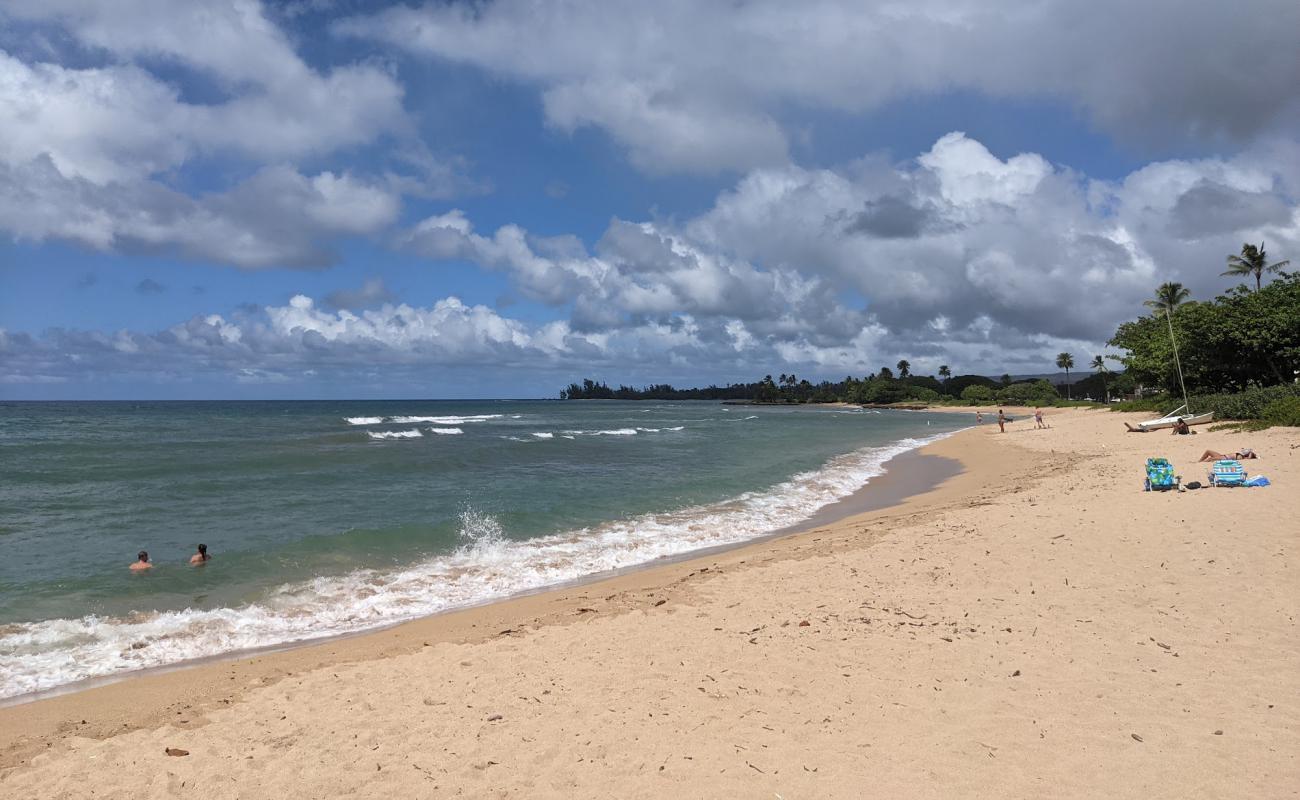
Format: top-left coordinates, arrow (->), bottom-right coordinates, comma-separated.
1106,242 -> 1297,426
1223,242 -> 1289,292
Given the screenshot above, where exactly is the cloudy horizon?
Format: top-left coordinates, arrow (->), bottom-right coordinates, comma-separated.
3,0 -> 1298,399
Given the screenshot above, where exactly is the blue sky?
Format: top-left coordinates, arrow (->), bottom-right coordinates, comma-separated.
2,0 -> 1298,399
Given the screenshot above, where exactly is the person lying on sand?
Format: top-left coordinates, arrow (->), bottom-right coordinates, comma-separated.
190,543 -> 211,565
1198,448 -> 1258,462
130,550 -> 153,571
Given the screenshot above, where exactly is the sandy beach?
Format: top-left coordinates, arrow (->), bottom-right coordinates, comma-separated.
2,407 -> 1297,798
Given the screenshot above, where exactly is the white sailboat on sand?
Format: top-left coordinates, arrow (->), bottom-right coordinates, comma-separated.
1124,404 -> 1214,432
1123,304 -> 1214,433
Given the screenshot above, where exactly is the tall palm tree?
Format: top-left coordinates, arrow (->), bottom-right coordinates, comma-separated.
1143,281 -> 1190,313
938,365 -> 951,381
896,359 -> 911,378
1224,242 -> 1290,291
1056,352 -> 1075,400
1090,355 -> 1110,402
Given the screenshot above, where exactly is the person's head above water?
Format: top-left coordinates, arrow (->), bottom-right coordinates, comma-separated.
197,543 -> 207,556
137,550 -> 148,562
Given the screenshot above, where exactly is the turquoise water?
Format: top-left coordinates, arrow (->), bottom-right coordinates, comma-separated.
0,400 -> 965,698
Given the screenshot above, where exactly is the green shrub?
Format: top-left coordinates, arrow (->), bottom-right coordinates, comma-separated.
857,380 -> 911,404
961,384 -> 996,404
904,386 -> 942,402
1108,395 -> 1172,413
1191,383 -> 1300,420
996,379 -> 1060,406
1262,396 -> 1300,427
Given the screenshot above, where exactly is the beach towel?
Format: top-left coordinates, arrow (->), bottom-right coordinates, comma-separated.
1244,475 -> 1270,487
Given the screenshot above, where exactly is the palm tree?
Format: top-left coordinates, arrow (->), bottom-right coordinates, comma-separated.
1143,281 -> 1190,313
938,365 -> 951,381
1056,352 -> 1075,400
896,359 -> 911,378
1090,355 -> 1110,402
1224,242 -> 1290,291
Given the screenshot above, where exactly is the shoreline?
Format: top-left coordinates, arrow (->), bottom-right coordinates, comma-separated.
0,425 -> 979,765
4,408 -> 1295,797
0,412 -> 959,706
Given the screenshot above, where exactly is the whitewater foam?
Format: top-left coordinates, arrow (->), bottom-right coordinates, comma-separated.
346,414 -> 501,426
0,430 -> 954,700
531,432 -> 554,439
563,428 -> 638,436
367,429 -> 422,440
389,414 -> 502,425
427,427 -> 463,435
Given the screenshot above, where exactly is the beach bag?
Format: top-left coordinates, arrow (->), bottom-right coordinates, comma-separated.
1244,475 -> 1270,487
1185,481 -> 1202,490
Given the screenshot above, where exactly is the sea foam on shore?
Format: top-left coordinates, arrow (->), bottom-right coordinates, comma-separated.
0,432 -> 950,700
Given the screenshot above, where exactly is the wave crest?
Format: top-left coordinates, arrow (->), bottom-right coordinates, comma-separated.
367,429 -> 422,440
0,431 -> 953,699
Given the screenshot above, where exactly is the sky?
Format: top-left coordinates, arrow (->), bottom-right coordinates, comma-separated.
1,0 -> 1298,399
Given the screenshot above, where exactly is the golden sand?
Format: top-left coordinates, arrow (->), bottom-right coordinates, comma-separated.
2,407 -> 1297,798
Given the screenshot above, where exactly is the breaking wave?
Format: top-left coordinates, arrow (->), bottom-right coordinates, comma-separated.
346,415 -> 502,426
367,429 -> 422,440
0,431 -> 952,699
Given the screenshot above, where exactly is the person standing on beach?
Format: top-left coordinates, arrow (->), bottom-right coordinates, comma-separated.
190,543 -> 211,565
1034,407 -> 1045,429
130,550 -> 153,571
997,409 -> 1007,433
976,411 -> 983,425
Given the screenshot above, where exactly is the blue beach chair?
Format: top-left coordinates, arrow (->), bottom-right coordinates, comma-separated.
1208,459 -> 1247,487
1144,457 -> 1180,492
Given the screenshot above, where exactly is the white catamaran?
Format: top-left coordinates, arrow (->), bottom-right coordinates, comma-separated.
1123,304 -> 1214,433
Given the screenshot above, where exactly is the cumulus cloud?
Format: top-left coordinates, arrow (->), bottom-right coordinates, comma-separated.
1,294 -> 803,388
0,0 -> 457,267
400,211 -> 866,340
339,0 -> 1300,175
398,132 -> 1300,372
0,159 -> 400,267
6,131 -> 1296,391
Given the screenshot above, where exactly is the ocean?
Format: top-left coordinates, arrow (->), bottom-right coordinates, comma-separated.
0,400 -> 966,699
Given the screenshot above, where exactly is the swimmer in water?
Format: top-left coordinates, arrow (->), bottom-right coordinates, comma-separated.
189,543 -> 211,565
130,550 -> 153,571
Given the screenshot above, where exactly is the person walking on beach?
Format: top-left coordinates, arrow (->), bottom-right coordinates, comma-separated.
1034,407 -> 1046,429
130,550 -> 153,571
190,543 -> 211,565
997,409 -> 1007,433
976,411 -> 983,425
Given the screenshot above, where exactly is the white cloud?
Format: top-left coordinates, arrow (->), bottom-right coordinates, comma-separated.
339,0 -> 1300,175
0,159 -> 400,267
0,1 -> 448,267
401,132 -> 1300,369
8,131 -> 1295,391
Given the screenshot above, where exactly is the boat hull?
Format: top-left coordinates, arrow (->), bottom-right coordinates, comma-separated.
1125,411 -> 1214,432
